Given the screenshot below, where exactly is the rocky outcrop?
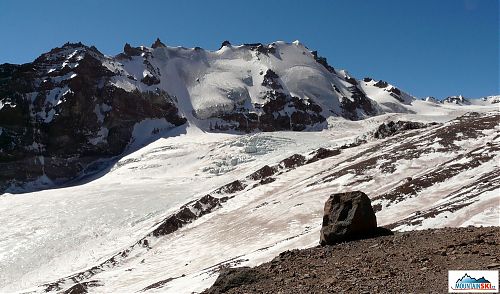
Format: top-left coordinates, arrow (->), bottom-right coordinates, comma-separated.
373,120 -> 433,139
306,148 -> 340,164
386,86 -> 404,101
152,194 -> 229,237
373,80 -> 388,88
341,85 -> 378,120
206,267 -> 268,294
319,191 -> 391,245
425,96 -> 439,103
487,95 -> 500,104
279,154 -> 306,169
123,43 -> 143,56
243,43 -> 277,55
261,69 -> 282,90
218,89 -> 326,132
311,51 -> 335,73
207,65 -> 327,132
151,38 -> 166,49
140,74 -> 160,86
443,95 -> 470,104
247,165 -> 277,181
220,40 -> 231,49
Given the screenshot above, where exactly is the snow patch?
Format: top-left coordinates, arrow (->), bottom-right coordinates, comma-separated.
89,128 -> 109,145
128,118 -> 176,149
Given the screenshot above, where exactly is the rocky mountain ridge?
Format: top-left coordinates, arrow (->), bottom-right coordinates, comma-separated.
425,94 -> 500,105
0,42 -> 187,192
0,39 -> 433,192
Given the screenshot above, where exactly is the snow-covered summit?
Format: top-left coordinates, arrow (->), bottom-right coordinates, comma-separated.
439,94 -> 500,106
1,39 -> 498,192
108,39 -> 387,126
0,39 -> 418,191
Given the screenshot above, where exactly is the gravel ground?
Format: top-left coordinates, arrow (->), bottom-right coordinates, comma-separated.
205,226 -> 500,294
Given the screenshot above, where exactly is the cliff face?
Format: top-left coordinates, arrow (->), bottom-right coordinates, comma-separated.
0,43 -> 186,192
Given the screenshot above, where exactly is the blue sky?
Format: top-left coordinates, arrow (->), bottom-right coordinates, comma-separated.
0,0 -> 498,98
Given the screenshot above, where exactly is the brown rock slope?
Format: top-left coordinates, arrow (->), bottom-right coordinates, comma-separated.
205,226 -> 499,294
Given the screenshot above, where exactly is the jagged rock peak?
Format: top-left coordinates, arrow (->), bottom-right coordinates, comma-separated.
425,96 -> 439,103
220,40 -> 231,49
34,42 -> 103,65
443,95 -> 469,104
151,38 -> 166,49
61,41 -> 86,48
311,50 -> 336,73
58,42 -> 101,54
123,43 -> 143,56
373,80 -> 389,88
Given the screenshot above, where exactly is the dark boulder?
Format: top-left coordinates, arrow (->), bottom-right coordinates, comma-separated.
320,191 -> 391,245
